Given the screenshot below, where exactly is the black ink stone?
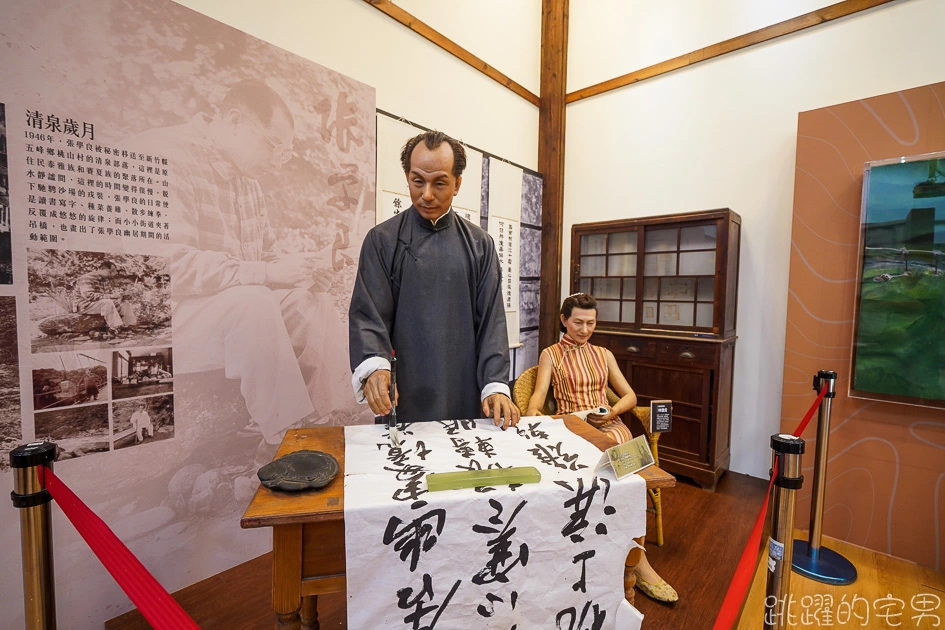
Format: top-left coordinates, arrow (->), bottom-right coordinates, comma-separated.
257,450 -> 339,492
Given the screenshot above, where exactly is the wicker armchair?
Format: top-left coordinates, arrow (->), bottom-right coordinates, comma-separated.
512,365 -> 666,546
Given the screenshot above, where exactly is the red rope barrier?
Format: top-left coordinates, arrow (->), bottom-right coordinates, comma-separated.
42,467 -> 200,629
790,385 -> 829,440
711,384 -> 828,630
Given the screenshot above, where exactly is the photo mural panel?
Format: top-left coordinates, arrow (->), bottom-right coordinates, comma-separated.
0,0 -> 375,623
0,103 -> 11,284
0,297 -> 20,471
852,152 -> 945,407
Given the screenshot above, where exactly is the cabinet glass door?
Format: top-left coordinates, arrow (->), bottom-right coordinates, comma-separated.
641,223 -> 717,330
576,230 -> 638,324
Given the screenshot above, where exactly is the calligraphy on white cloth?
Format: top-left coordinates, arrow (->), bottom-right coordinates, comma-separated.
344,418 -> 646,629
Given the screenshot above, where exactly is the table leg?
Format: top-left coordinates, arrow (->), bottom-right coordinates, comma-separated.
275,612 -> 301,630
300,595 -> 319,630
273,524 -> 304,630
623,535 -> 644,606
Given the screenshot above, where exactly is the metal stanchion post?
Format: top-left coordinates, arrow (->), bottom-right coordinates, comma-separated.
792,370 -> 857,585
11,441 -> 58,630
765,434 -> 805,630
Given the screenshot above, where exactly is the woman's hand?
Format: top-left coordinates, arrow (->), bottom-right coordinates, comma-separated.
585,406 -> 613,428
524,406 -> 540,417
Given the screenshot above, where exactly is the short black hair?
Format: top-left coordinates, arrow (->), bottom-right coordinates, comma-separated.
400,131 -> 466,178
99,260 -> 118,271
220,79 -> 294,130
559,293 -> 598,332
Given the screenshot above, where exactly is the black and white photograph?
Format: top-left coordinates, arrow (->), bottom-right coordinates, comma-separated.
521,171 -> 542,227
479,155 -> 491,230
520,225 -> 542,276
112,393 -> 174,450
0,297 -> 21,471
520,279 -> 540,329
34,402 -> 109,460
31,351 -> 108,411
27,249 -> 171,353
112,347 -> 173,399
0,102 -> 11,285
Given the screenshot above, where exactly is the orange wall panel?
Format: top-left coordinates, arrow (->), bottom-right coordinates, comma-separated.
784,82 -> 945,570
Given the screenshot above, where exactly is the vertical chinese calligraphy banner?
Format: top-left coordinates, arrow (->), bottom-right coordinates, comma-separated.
453,148 -> 485,225
0,0 -> 375,623
487,158 -> 523,347
375,113 -> 482,225
376,115 -> 417,224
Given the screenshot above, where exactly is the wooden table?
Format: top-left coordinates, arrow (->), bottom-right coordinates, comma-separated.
241,416 -> 676,630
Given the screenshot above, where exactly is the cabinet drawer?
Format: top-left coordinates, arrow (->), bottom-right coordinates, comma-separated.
599,336 -> 657,359
655,340 -> 717,365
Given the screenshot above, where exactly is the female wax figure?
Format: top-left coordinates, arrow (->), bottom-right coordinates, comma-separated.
524,292 -> 678,603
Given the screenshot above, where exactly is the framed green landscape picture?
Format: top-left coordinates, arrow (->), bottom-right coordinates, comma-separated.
851,151 -> 945,408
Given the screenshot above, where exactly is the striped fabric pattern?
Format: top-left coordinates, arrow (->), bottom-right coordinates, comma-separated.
545,335 -> 632,444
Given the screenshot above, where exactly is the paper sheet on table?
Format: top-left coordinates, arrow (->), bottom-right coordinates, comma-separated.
344,417 -> 646,629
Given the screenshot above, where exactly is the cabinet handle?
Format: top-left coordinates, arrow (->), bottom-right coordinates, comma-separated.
626,345 -> 640,353
679,351 -> 695,359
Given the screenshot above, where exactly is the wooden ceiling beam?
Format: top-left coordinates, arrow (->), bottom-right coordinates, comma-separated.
363,0 -> 540,106
567,0 -> 902,103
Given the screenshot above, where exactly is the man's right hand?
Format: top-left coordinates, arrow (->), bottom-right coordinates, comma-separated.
265,256 -> 319,287
365,369 -> 399,416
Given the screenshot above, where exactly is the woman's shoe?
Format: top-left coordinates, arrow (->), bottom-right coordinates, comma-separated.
635,575 -> 679,603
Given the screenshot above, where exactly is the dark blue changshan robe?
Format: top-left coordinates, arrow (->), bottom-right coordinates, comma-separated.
348,206 -> 511,423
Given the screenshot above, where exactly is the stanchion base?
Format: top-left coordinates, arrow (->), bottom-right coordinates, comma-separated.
792,540 -> 857,585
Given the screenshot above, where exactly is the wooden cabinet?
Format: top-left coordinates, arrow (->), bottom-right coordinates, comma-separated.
572,209 -> 740,490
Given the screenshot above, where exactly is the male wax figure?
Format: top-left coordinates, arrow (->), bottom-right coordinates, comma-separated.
127,79 -> 349,444
74,260 -> 137,332
349,131 -> 520,428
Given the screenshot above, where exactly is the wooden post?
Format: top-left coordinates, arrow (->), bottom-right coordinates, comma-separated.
538,0 -> 569,352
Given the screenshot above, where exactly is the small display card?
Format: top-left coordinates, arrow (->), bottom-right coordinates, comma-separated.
595,434 -> 655,480
650,399 -> 673,433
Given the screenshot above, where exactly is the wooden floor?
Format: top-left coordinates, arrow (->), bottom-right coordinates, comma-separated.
633,471 -> 770,628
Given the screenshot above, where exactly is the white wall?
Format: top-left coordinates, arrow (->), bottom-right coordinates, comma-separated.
176,0 -> 541,170
564,0 -> 945,478
567,0 -> 836,93
396,0 -> 541,97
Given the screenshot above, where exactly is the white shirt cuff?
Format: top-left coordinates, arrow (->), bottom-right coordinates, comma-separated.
352,356 -> 390,403
481,382 -> 511,402
239,260 -> 267,285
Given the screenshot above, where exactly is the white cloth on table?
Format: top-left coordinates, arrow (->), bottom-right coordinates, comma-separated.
343,417 -> 646,630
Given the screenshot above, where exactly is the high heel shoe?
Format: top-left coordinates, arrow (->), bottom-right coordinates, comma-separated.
635,575 -> 679,603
